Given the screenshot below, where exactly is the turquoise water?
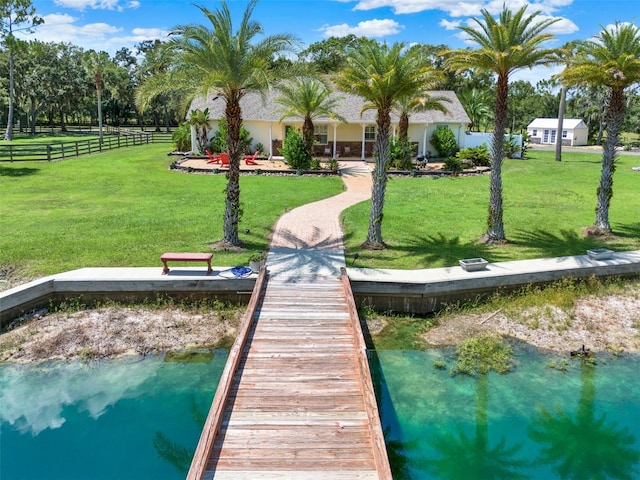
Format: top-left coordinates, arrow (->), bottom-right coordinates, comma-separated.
372,347 -> 640,479
2,347 -> 639,479
0,351 -> 228,480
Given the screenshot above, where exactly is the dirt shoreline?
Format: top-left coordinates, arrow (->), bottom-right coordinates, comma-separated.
1,289 -> 639,363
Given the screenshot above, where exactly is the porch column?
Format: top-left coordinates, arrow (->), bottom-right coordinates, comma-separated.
269,123 -> 273,158
332,123 -> 337,158
361,124 -> 366,160
422,125 -> 429,157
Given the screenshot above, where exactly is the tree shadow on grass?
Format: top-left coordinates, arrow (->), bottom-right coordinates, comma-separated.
509,228 -> 604,259
0,165 -> 40,177
612,222 -> 640,241
351,233 -> 512,267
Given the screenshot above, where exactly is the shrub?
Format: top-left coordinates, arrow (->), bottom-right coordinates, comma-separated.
443,156 -> 463,175
281,129 -> 311,169
326,158 -> 339,172
172,123 -> 191,152
431,126 -> 458,158
503,135 -> 522,159
452,333 -> 513,376
209,118 -> 253,154
389,137 -> 414,170
457,144 -> 490,167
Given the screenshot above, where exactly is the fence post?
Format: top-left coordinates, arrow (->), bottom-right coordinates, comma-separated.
76,141 -> 79,157
47,144 -> 51,161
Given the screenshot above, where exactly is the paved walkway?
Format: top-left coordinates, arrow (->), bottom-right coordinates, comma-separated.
266,161 -> 372,279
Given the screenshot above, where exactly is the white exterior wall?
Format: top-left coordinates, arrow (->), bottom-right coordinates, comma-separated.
461,132 -> 523,158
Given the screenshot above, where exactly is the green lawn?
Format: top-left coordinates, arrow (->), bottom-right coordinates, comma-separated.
2,145 -> 639,280
0,132 -> 101,145
342,149 -> 640,269
0,144 -> 344,278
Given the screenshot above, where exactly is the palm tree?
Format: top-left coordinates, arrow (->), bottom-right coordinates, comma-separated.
561,22 -> 640,235
188,108 -> 210,154
552,41 -> 580,162
275,76 -> 346,159
395,93 -> 450,141
445,5 -> 559,243
334,41 -> 438,248
458,88 -> 492,132
136,0 -> 297,246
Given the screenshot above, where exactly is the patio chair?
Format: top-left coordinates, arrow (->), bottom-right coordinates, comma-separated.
324,146 -> 332,157
219,152 -> 230,167
245,151 -> 259,165
205,150 -> 220,164
342,146 -> 351,156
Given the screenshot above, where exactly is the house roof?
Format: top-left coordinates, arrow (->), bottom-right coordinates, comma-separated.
527,118 -> 587,129
189,89 -> 471,125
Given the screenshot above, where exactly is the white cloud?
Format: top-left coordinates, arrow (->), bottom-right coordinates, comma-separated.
15,13 -> 165,55
539,15 -> 579,35
320,18 -> 403,38
439,19 -> 461,30
349,0 -> 577,17
53,0 -> 139,11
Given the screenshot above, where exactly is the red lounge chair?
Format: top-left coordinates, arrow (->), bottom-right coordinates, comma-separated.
219,152 -> 230,167
206,150 -> 220,164
245,151 -> 259,165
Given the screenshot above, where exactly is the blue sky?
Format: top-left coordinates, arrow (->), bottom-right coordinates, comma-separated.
20,0 -> 640,84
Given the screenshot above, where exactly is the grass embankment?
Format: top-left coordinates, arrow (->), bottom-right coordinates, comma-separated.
342,149 -> 640,269
0,144 -> 344,279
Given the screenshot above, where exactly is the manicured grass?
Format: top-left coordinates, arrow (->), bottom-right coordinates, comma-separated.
342,149 -> 640,269
0,144 -> 344,278
0,132 -> 100,145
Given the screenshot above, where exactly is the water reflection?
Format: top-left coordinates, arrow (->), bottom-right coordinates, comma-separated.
0,353 -> 226,480
428,374 -> 529,479
153,396 -> 209,474
529,359 -> 640,479
373,348 -> 640,480
0,358 -> 159,435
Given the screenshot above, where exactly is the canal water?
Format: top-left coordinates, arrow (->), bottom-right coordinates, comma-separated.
2,346 -> 639,479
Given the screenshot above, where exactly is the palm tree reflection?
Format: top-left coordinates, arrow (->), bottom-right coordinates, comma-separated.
529,359 -> 640,479
428,374 -> 529,479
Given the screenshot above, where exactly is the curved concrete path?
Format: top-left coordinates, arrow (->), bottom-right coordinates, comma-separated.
266,162 -> 372,279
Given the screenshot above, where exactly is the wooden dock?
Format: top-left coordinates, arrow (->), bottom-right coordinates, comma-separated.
187,267 -> 391,479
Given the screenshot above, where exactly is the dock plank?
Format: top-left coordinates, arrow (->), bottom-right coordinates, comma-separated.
187,270 -> 392,480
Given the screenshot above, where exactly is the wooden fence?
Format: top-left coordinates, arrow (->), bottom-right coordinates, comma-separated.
0,130 -> 174,162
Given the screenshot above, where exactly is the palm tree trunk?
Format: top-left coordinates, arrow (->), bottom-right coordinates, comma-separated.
4,49 -> 15,141
398,113 -> 409,142
486,74 -> 507,242
223,96 -> 243,246
302,117 -> 315,158
366,108 -> 391,247
594,87 -> 623,233
555,84 -> 567,162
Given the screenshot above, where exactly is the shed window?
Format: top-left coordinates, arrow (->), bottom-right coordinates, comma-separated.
532,129 -> 538,136
562,130 -> 568,138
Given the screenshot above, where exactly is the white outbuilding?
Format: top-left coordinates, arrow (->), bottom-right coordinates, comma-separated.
527,118 -> 589,146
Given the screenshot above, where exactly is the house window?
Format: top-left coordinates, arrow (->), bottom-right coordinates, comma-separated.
550,129 -> 557,144
532,129 -> 538,136
562,130 -> 568,138
314,125 -> 328,145
364,125 -> 376,141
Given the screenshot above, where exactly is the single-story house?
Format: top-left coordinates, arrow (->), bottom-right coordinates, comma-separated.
188,89 -> 471,159
527,118 -> 588,146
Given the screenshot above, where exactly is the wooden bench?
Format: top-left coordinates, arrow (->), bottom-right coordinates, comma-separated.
161,252 -> 213,275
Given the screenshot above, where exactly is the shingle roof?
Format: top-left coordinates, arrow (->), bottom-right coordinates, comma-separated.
189,89 -> 470,125
527,118 -> 587,129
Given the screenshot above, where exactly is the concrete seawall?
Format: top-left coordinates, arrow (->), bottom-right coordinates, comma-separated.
2,251 -> 639,325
